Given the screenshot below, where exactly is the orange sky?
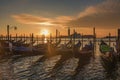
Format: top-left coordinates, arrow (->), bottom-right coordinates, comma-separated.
0,0 -> 119,38
0,25 -> 117,38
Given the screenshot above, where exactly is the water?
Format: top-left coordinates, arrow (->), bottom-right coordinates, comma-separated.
0,41 -> 120,80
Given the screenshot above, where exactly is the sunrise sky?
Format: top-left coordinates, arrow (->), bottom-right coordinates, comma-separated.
0,0 -> 120,37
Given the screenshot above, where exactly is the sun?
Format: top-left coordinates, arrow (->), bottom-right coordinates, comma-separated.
41,29 -> 49,36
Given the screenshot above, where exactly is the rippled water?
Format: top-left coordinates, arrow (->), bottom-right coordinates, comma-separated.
0,42 -> 120,80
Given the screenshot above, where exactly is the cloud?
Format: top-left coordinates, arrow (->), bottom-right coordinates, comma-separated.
12,0 -> 120,29
52,16 -> 73,25
12,14 -> 73,26
68,0 -> 120,28
12,14 -> 51,24
79,0 -> 120,18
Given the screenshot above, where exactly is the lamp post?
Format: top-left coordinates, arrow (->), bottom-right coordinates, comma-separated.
7,25 -> 17,41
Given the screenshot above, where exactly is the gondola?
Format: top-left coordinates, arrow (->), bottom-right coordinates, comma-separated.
47,40 -> 93,58
55,40 -> 81,53
0,40 -> 14,59
74,41 -> 93,58
99,40 -> 117,72
12,42 -> 47,56
46,40 -> 80,56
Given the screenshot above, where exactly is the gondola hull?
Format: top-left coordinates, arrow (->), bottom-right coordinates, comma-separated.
100,53 -> 117,72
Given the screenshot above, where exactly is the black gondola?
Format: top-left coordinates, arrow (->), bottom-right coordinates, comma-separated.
99,40 -> 117,72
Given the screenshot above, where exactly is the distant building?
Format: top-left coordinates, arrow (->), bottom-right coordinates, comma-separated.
82,35 -> 94,38
70,32 -> 81,38
104,36 -> 117,38
60,33 -> 95,39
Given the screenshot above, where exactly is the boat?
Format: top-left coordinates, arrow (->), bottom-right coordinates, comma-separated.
12,42 -> 47,56
114,40 -> 120,61
46,40 -> 75,56
55,40 -> 81,54
0,40 -> 12,52
99,40 -> 117,72
53,38 -> 61,47
74,41 -> 93,58
0,40 -> 14,59
47,40 -> 93,58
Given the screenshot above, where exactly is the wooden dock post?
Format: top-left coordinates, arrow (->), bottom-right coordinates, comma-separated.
73,29 -> 76,45
21,34 -> 23,41
49,33 -> 51,43
56,29 -> 58,43
15,34 -> 17,42
7,25 -> 9,41
36,35 -> 38,46
23,34 -> 25,42
10,34 -> 12,41
67,27 -> 71,44
58,31 -> 60,41
6,25 -> 17,41
68,27 -> 70,38
117,29 -> 120,56
108,33 -> 111,47
81,33 -> 83,49
0,35 -> 2,40
93,27 -> 96,58
31,33 -> 34,44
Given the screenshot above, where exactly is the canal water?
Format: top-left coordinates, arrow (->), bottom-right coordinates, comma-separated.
0,41 -> 120,80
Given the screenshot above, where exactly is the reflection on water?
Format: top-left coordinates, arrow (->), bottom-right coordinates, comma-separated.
0,59 -> 13,80
0,42 -> 120,80
50,57 -> 79,80
29,55 -> 61,80
76,56 -> 105,80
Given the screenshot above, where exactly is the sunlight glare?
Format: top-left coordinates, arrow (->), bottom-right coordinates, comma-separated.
41,29 -> 49,36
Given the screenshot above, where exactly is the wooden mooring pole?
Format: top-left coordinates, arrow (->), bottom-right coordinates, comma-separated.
73,29 -> 76,45
15,34 -> 17,42
36,35 -> 39,46
117,29 -> 120,57
31,33 -> 34,45
68,27 -> 70,38
56,29 -> 58,43
7,25 -> 10,41
10,34 -> 11,41
67,27 -> 71,44
81,33 -> 83,49
93,27 -> 96,58
58,31 -> 60,41
109,33 -> 111,47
